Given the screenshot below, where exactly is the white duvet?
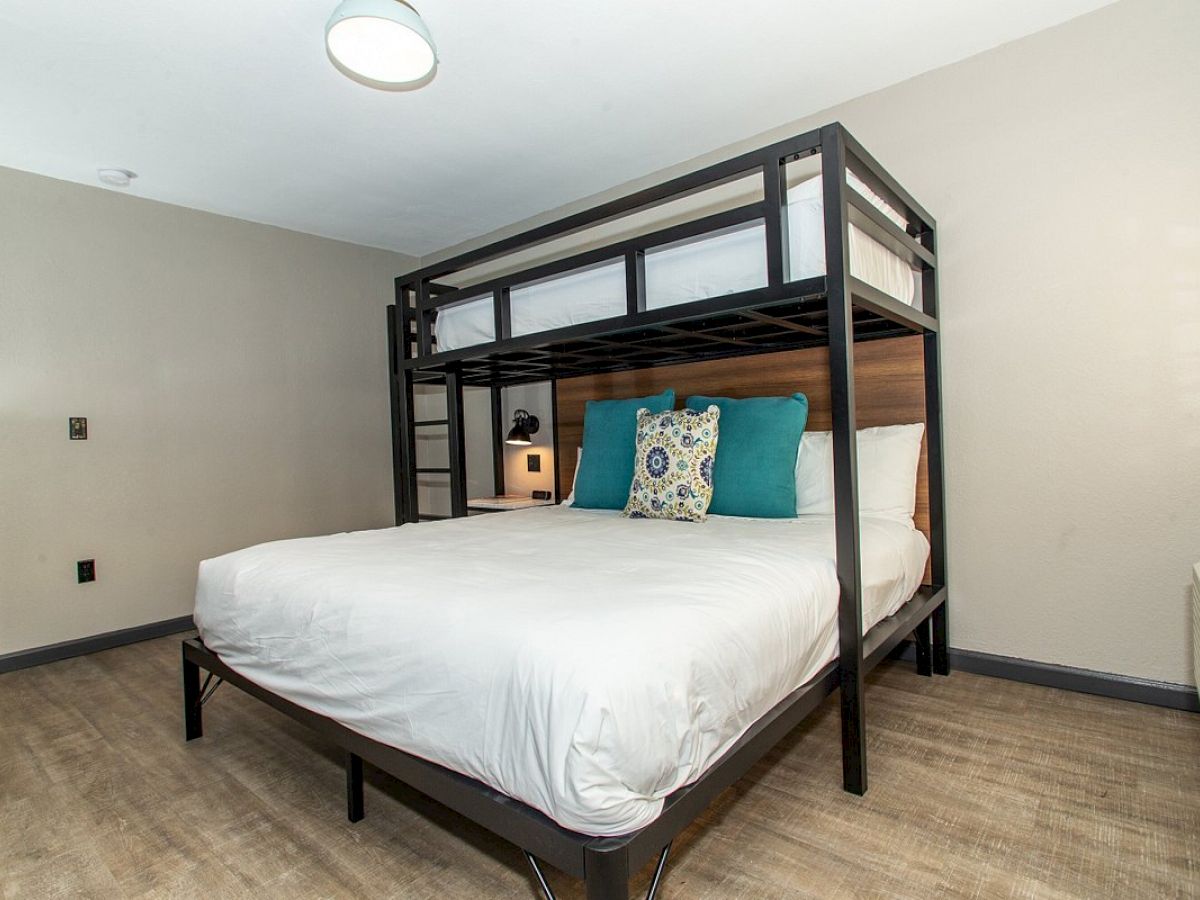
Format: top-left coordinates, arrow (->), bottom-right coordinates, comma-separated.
194,506 -> 927,836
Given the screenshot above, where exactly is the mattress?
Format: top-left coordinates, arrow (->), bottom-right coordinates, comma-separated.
435,173 -> 916,352
194,505 -> 929,836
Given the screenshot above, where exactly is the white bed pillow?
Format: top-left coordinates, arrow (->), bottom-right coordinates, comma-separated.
789,171 -> 907,227
562,446 -> 582,506
794,423 -> 924,523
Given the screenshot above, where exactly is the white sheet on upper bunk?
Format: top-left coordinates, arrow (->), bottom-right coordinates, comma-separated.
193,505 -> 928,836
434,173 -> 916,352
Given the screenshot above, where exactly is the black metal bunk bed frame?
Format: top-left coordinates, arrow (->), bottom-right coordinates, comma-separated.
182,122 -> 949,900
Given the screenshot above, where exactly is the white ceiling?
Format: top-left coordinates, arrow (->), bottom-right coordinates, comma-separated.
0,0 -> 1113,258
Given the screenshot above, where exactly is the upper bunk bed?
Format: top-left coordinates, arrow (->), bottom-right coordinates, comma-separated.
390,122 -> 938,388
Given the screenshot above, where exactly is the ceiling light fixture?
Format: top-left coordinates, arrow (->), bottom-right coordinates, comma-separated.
325,0 -> 437,90
97,168 -> 137,188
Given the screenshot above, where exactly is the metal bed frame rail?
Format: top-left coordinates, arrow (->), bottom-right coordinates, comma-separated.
186,123 -> 949,900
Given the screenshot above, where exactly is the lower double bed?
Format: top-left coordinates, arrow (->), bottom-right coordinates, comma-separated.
193,505 -> 928,837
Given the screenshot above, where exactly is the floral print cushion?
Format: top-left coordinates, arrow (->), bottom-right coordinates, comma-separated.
622,405 -> 720,522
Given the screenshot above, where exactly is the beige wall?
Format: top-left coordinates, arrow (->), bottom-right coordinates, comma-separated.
0,168 -> 413,656
437,0 -> 1200,685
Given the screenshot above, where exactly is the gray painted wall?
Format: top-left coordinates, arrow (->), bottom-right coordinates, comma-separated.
0,167 -> 414,655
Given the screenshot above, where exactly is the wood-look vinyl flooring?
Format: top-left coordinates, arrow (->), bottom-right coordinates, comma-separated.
1,634 -> 1196,899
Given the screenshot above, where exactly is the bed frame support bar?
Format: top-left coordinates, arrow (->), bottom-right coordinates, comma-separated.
525,852 -> 557,899
821,124 -> 868,796
763,156 -> 790,287
920,208 -> 950,675
389,287 -> 421,524
445,368 -> 468,518
491,385 -> 506,495
644,841 -> 672,899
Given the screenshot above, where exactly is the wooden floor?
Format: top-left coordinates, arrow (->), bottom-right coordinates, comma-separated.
1,636 -> 1197,899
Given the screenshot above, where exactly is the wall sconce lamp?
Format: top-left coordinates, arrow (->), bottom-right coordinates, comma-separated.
505,409 -> 540,446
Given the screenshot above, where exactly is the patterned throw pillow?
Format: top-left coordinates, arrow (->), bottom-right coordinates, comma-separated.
623,405 -> 720,522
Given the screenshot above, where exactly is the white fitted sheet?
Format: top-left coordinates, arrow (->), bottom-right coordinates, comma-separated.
194,506 -> 928,836
435,173 -> 916,352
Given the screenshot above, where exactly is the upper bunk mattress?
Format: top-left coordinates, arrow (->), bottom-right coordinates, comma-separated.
194,505 -> 928,836
435,173 -> 916,353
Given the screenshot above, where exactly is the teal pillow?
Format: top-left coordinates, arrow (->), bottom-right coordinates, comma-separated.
573,390 -> 675,509
684,393 -> 809,518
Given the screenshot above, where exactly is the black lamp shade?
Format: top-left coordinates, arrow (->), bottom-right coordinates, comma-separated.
505,409 -> 539,446
505,424 -> 532,445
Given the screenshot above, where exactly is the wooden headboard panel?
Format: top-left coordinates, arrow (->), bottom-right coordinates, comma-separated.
555,335 -> 930,574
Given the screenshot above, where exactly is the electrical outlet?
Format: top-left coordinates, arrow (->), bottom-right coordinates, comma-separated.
527,453 -> 541,472
69,417 -> 88,440
77,559 -> 95,583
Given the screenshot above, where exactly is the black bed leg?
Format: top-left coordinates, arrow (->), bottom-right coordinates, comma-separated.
914,616 -> 933,677
839,670 -> 867,795
584,847 -> 629,900
346,752 -> 365,823
932,600 -> 950,675
182,646 -> 203,741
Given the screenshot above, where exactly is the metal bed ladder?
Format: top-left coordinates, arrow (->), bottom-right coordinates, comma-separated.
388,285 -> 471,524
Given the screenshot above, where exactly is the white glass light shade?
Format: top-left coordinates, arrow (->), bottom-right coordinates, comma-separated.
325,0 -> 437,88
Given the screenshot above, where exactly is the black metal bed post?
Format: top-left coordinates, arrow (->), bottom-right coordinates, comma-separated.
490,386 -> 506,496
445,366 -> 468,518
346,751 -> 365,822
820,124 -> 867,796
182,643 -> 202,740
763,149 -> 790,287
490,284 -> 513,498
386,300 -> 404,523
584,845 -> 630,900
922,227 -> 950,675
390,282 -> 419,524
551,378 -> 562,501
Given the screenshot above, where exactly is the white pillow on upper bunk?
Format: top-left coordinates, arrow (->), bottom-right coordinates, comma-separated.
790,171 -> 908,227
794,423 -> 924,524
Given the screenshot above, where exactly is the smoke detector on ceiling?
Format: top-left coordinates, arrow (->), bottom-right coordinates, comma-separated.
97,168 -> 137,188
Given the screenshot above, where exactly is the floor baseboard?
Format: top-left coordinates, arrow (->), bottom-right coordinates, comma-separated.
0,616 -> 196,675
895,644 -> 1199,713
4,617 -> 1196,714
